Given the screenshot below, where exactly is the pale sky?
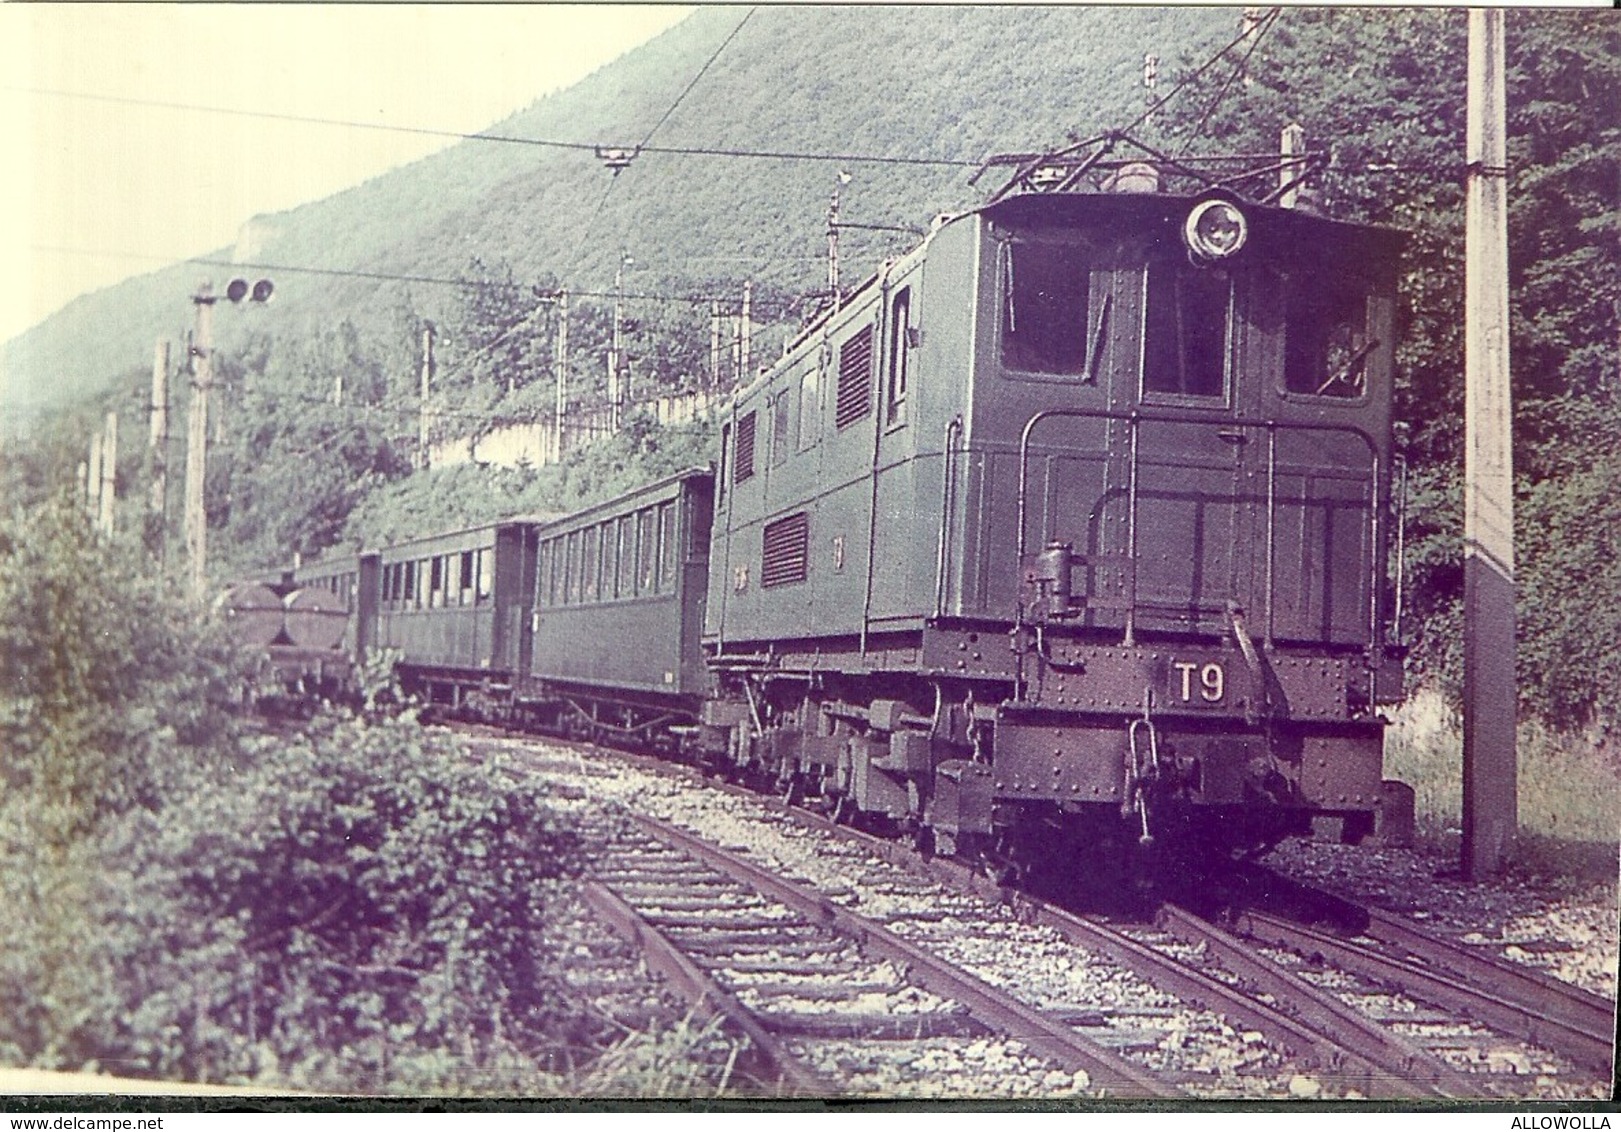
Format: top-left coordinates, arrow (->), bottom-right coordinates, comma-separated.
0,4 -> 692,345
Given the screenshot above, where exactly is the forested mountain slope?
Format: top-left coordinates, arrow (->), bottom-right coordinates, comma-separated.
2,6 -> 1229,413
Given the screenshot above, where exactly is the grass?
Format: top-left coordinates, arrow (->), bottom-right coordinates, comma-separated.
1382,690 -> 1621,878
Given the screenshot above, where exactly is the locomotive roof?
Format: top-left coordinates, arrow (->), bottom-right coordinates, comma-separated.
375,511 -> 563,553
974,188 -> 1405,253
742,186 -> 1404,404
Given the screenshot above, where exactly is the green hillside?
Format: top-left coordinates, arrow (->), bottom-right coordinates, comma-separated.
0,6 -> 1231,413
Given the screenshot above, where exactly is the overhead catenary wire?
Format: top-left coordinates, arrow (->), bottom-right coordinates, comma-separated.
636,8 -> 754,152
5,82 -> 981,170
572,7 -> 757,265
26,243 -> 809,309
1172,8 -> 1281,156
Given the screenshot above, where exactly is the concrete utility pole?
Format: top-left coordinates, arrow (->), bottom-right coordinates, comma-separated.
98,411 -> 118,535
1142,53 -> 1159,131
148,339 -> 170,557
609,253 -> 632,433
553,290 -> 569,463
87,429 -> 103,521
184,284 -> 216,599
709,301 -> 722,392
827,171 -> 850,310
1279,123 -> 1306,210
418,324 -> 435,470
1461,8 -> 1517,880
740,280 -> 753,381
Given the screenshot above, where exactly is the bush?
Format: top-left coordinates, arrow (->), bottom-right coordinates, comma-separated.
1382,691 -> 1621,868
0,498 -> 591,1092
0,494 -> 245,837
2,712 -> 587,1092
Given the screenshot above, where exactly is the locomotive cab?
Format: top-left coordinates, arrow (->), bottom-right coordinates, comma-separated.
953,187 -> 1405,852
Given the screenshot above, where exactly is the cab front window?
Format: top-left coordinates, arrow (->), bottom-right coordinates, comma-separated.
1285,278 -> 1375,399
1142,261 -> 1231,401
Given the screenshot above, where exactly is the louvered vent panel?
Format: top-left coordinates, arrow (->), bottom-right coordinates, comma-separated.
761,511 -> 810,588
735,411 -> 757,484
835,325 -> 874,430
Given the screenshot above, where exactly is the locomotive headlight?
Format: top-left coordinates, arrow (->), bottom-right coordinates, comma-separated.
1184,199 -> 1249,261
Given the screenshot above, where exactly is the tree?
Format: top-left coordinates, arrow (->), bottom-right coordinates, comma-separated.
1171,8 -> 1621,726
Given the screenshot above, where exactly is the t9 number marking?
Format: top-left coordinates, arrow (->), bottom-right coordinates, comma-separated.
1173,661 -> 1225,703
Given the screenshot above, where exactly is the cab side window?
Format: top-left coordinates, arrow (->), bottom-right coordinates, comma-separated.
887,286 -> 912,424
1002,241 -> 1090,376
1285,277 -> 1375,399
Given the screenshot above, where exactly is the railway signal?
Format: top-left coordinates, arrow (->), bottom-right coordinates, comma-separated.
183,278 -> 274,601
225,277 -> 275,304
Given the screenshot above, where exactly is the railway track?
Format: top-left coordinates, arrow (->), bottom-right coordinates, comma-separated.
1205,870 -> 1617,1087
583,807 -> 1192,1097
461,727 -> 1616,1100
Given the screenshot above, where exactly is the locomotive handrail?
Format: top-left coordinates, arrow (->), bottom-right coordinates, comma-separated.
934,415 -> 963,619
1014,407 -> 1383,651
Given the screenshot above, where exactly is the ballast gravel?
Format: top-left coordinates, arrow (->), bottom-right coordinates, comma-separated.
1269,839 -> 1618,1000
472,732 -> 1616,1100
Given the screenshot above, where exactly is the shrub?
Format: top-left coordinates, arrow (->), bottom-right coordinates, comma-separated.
3,712 -> 588,1092
0,494 -> 246,837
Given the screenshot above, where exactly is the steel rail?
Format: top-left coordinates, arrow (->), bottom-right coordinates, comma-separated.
729,790 -> 1424,1096
579,745 -> 1441,1097
1156,904 -> 1485,1098
1235,908 -> 1616,1076
1233,863 -> 1617,1055
1360,906 -> 1617,1039
580,880 -> 829,1096
621,809 -> 1183,1098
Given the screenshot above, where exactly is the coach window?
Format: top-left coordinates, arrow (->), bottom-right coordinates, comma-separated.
1142,261 -> 1231,401
459,550 -> 475,605
735,411 -> 757,485
637,507 -> 657,594
1001,240 -> 1089,376
478,548 -> 493,603
560,533 -> 575,605
717,422 -> 730,504
658,502 -> 677,590
582,526 -> 599,602
593,524 -> 607,601
614,516 -> 631,598
771,390 -> 792,466
886,286 -> 911,424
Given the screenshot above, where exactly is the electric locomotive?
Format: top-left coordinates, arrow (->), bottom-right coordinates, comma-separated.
700,151 -> 1406,868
